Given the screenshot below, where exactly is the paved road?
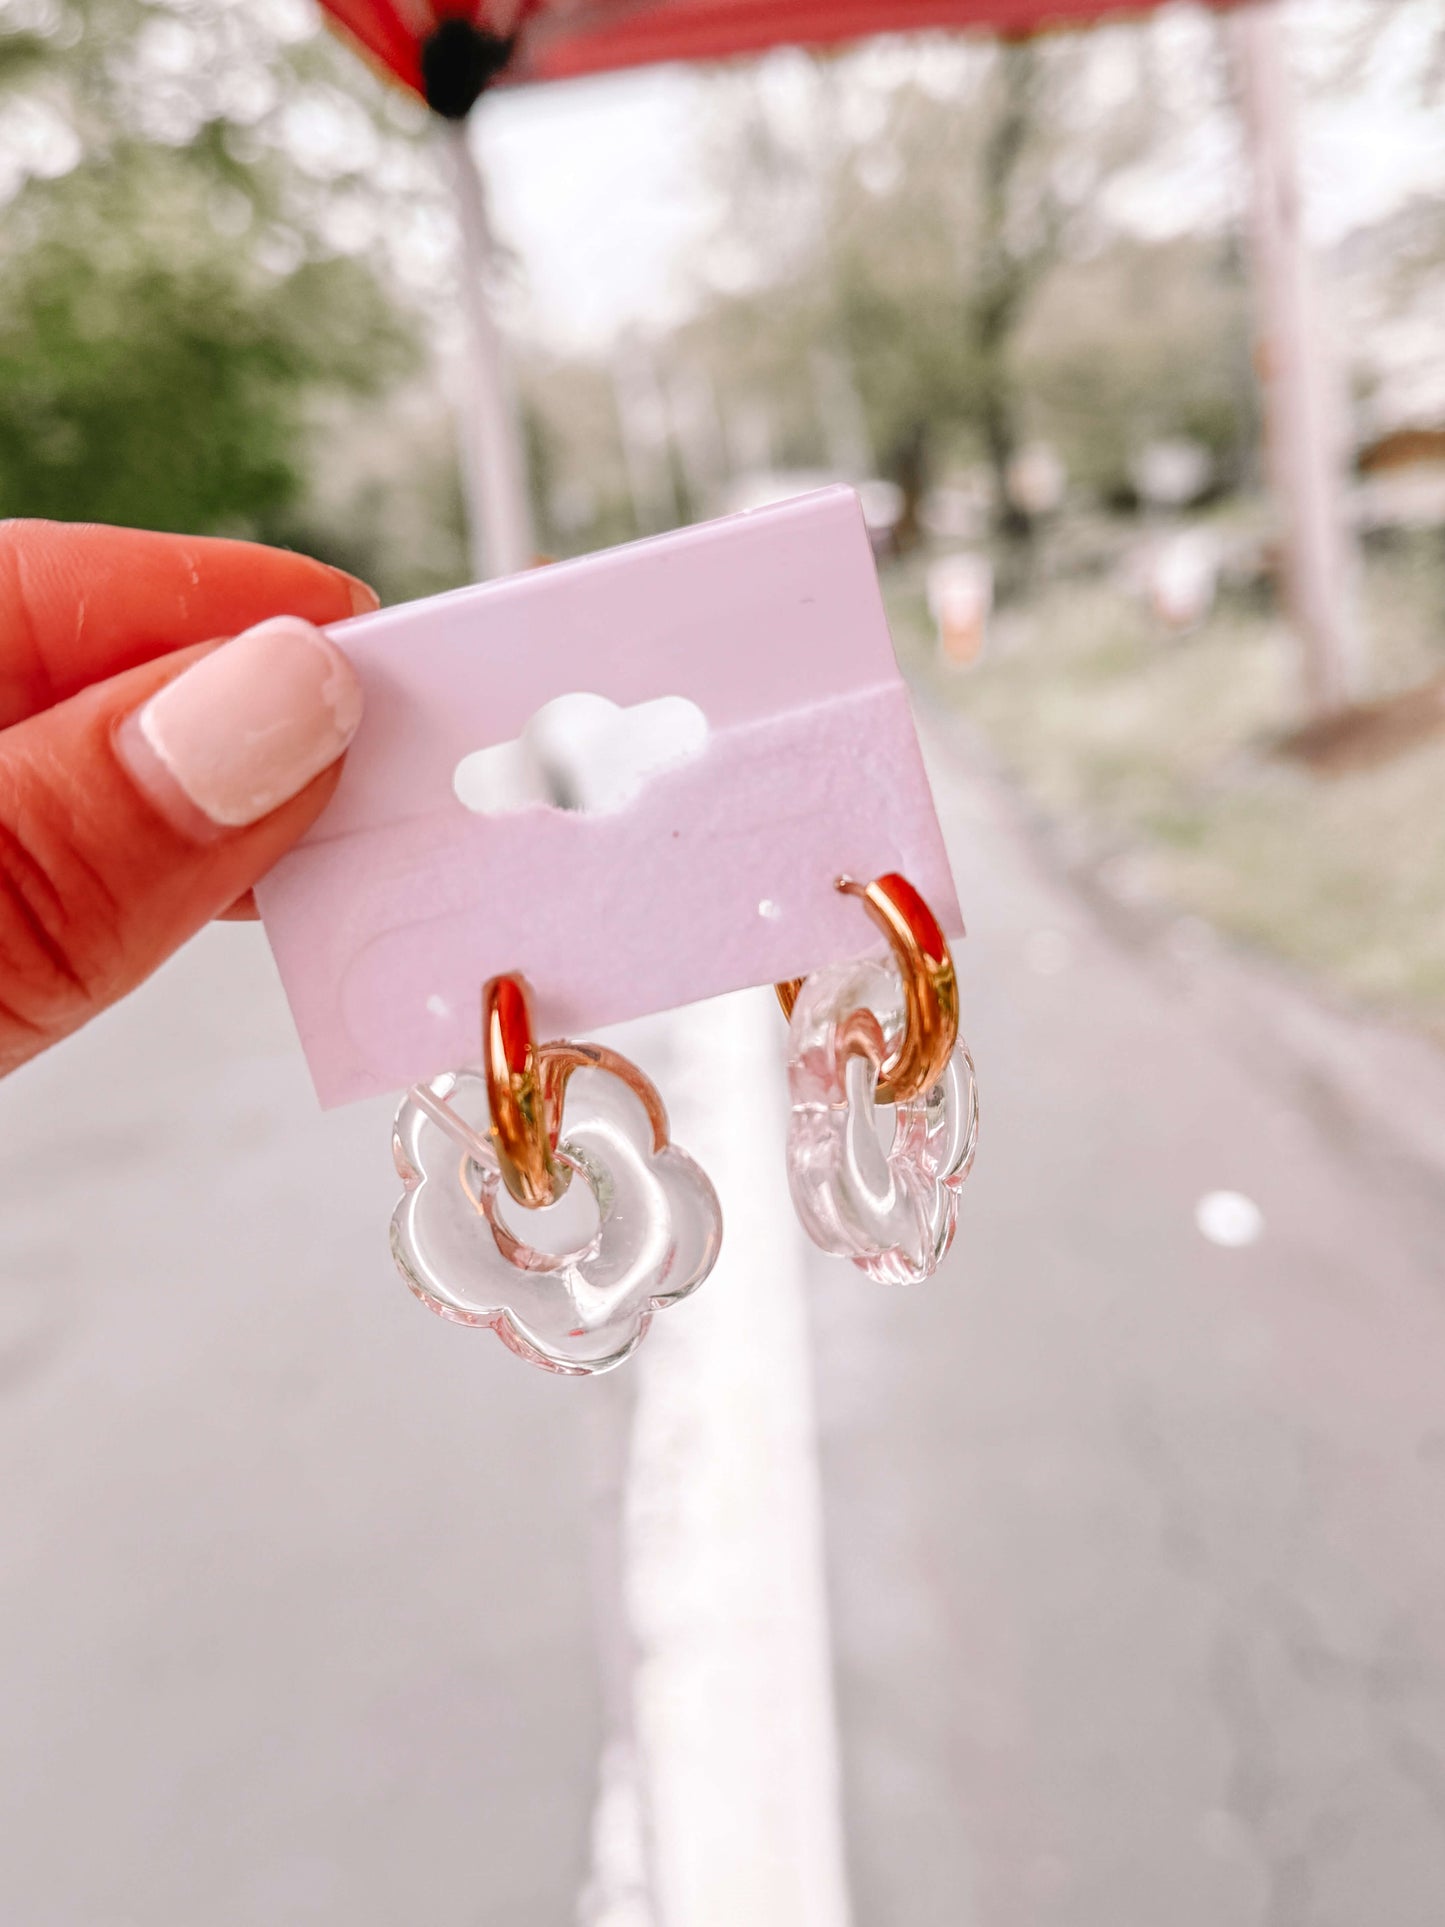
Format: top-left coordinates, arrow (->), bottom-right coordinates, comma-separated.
819,726 -> 1445,1927
0,930 -> 619,1926
3,726 -> 1445,1925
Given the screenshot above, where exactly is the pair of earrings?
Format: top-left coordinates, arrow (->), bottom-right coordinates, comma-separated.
389,872 -> 978,1375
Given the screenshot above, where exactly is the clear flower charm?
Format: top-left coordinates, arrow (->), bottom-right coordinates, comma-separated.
786,956 -> 978,1284
391,1064 -> 721,1374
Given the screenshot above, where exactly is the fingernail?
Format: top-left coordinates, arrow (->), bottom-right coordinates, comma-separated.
331,568 -> 380,616
120,616 -> 363,830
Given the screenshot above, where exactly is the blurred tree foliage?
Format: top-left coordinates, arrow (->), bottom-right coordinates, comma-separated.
0,149 -> 413,531
676,27 -> 1254,533
1016,233 -> 1254,506
0,0 -> 426,551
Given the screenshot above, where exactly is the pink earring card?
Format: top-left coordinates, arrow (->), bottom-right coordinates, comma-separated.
256,486 -> 961,1107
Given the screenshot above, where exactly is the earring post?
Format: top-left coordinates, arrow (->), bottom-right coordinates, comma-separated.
407,1081 -> 494,1169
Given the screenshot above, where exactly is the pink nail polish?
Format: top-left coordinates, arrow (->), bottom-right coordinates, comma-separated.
331,569 -> 381,617
120,616 -> 363,832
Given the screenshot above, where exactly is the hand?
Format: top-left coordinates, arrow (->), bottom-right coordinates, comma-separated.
0,520 -> 373,1076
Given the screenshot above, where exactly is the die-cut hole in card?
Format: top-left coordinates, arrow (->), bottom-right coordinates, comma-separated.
452,690 -> 710,817
256,486 -> 961,1108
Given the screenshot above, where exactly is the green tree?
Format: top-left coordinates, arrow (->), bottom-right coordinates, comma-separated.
678,26 -> 1253,562
0,148 -> 413,534
0,0 -> 427,551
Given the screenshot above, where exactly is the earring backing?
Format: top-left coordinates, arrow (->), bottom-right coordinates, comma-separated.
776,873 -> 959,1104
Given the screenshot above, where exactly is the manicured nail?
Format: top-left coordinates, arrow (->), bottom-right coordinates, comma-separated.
119,616 -> 363,832
331,568 -> 381,616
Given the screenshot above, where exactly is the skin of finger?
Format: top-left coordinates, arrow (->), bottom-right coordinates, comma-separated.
0,520 -> 371,731
0,646 -> 343,1075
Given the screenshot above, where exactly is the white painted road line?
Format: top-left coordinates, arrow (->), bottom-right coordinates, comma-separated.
608,989 -> 853,1927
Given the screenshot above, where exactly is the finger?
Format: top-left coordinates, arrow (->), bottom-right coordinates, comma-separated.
0,616 -> 360,1075
0,520 -> 378,730
217,891 -> 258,922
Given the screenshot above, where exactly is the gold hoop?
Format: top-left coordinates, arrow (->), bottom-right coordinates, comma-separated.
775,874 -> 958,1106
483,974 -> 670,1209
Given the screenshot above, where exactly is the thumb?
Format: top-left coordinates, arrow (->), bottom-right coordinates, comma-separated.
0,616 -> 361,1074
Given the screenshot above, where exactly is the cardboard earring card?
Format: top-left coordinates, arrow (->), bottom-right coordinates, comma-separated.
256,486 -> 960,1106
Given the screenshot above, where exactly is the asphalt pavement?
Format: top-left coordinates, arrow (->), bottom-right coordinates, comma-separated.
0,927 -> 616,1925
819,722 -> 1445,1927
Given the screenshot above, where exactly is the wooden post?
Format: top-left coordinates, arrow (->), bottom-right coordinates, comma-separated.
447,121 -> 536,581
1228,0 -> 1363,718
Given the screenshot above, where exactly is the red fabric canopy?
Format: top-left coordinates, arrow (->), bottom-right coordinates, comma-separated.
317,0 -> 1235,110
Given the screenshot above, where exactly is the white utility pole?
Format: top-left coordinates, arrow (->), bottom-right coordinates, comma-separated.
447,122 -> 537,581
1228,1 -> 1364,718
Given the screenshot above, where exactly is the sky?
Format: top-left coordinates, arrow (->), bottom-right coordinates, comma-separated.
472,61 -> 714,352
465,0 -> 1445,357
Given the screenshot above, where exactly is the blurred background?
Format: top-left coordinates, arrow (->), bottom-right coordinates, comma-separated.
2,0 -> 1445,1922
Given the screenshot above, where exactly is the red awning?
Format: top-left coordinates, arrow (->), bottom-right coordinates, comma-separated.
317,0 -> 1234,112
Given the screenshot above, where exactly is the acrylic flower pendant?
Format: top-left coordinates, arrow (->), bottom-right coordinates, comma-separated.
391,1063 -> 721,1374
786,955 -> 977,1284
